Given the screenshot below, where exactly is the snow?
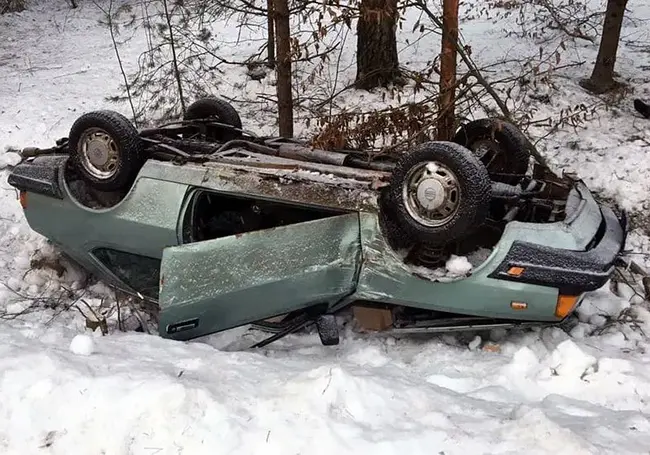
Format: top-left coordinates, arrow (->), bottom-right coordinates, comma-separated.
445,254 -> 473,276
468,334 -> 482,350
1,0 -> 650,453
407,247 -> 493,281
69,334 -> 95,356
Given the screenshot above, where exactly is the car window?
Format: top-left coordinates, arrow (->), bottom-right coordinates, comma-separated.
93,248 -> 161,299
182,189 -> 347,244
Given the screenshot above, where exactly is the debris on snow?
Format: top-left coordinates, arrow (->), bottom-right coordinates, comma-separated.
482,342 -> 501,353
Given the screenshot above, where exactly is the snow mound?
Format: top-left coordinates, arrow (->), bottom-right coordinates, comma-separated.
2,324 -> 650,454
541,339 -> 597,379
69,334 -> 95,356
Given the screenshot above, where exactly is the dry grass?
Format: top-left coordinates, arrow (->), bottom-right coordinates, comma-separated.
0,0 -> 26,14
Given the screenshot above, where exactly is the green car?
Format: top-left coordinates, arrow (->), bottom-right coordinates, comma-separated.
7,98 -> 626,347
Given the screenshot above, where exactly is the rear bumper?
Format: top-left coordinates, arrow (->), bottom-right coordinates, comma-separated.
7,155 -> 66,199
488,186 -> 626,295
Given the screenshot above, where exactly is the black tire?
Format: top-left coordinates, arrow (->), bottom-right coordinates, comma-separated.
634,99 -> 650,119
184,97 -> 243,142
453,118 -> 531,184
378,190 -> 412,251
68,110 -> 144,192
387,141 -> 491,245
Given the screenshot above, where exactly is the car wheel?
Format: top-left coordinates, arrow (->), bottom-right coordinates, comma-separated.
452,118 -> 531,184
68,110 -> 145,192
184,96 -> 243,142
378,190 -> 412,251
387,141 -> 491,245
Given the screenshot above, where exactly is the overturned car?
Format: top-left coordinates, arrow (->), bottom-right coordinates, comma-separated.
7,97 -> 627,346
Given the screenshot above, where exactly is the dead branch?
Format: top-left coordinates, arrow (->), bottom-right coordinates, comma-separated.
128,294 -> 151,334
161,0 -> 186,114
538,0 -> 595,43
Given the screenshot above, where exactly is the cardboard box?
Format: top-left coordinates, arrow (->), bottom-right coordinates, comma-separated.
353,304 -> 393,331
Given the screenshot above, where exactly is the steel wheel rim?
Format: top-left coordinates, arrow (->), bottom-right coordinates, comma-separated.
78,127 -> 120,180
402,161 -> 461,227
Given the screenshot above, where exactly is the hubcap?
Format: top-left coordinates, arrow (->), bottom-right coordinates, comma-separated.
416,178 -> 446,211
78,128 -> 120,179
402,161 -> 461,227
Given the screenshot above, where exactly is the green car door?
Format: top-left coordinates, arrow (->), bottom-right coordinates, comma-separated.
158,210 -> 362,340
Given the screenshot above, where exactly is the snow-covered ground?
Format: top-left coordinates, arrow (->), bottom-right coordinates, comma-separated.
2,0 -> 650,453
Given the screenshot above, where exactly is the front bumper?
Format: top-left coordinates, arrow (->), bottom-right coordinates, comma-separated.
488,185 -> 626,295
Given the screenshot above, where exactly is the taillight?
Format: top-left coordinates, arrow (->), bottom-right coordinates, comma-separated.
19,191 -> 27,209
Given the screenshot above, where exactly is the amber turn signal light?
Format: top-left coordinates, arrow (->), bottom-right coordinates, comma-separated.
555,294 -> 579,318
507,266 -> 525,276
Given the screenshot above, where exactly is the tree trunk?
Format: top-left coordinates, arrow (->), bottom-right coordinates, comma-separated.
273,0 -> 293,137
580,0 -> 628,94
355,0 -> 402,90
437,0 -> 459,141
266,0 -> 275,68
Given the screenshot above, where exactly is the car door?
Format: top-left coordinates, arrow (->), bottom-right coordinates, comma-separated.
158,212 -> 362,340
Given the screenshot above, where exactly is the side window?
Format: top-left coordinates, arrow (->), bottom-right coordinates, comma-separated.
93,248 -> 161,300
182,189 -> 347,244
